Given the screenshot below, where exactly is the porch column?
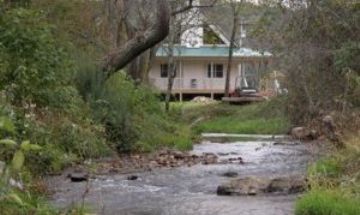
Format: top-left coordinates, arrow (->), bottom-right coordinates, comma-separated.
210,61 -> 214,99
179,60 -> 183,102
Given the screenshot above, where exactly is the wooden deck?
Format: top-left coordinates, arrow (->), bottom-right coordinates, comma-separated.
222,96 -> 266,104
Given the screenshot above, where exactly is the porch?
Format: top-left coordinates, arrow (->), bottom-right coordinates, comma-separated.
149,77 -> 230,94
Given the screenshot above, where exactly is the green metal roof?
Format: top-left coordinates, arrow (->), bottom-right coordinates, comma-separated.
156,46 -> 272,58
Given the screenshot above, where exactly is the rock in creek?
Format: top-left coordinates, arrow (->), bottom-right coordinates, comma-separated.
290,127 -> 317,140
222,171 -> 239,178
127,175 -> 138,181
265,177 -> 306,194
228,157 -> 244,164
217,177 -> 268,196
202,153 -> 218,165
68,173 -> 89,182
217,152 -> 230,156
217,176 -> 306,196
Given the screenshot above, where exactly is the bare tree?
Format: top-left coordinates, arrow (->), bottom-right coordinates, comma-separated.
164,18 -> 177,111
164,0 -> 211,111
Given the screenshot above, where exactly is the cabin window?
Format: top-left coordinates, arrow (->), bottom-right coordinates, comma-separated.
160,64 -> 168,78
207,63 -> 224,78
160,63 -> 176,78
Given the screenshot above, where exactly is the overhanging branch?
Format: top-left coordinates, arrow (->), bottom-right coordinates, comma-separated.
102,0 -> 170,80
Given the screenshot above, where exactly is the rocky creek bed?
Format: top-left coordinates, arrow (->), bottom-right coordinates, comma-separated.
47,135 -> 321,215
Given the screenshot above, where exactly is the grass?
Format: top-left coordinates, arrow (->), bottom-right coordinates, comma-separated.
295,135 -> 360,215
195,117 -> 288,134
175,97 -> 290,135
295,189 -> 360,215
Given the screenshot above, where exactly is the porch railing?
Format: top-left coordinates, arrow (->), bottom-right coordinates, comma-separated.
149,78 -> 227,92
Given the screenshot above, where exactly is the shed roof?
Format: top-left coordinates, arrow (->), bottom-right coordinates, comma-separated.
156,46 -> 271,58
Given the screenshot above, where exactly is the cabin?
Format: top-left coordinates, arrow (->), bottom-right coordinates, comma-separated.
148,0 -> 272,100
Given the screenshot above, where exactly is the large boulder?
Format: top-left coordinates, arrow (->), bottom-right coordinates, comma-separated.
322,115 -> 343,147
265,176 -> 306,194
191,96 -> 216,104
217,176 -> 307,196
217,177 -> 268,196
290,127 -> 317,140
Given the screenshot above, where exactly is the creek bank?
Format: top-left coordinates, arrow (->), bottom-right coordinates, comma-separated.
64,149 -> 247,179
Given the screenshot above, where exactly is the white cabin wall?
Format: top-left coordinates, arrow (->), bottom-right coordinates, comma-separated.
149,59 -> 241,92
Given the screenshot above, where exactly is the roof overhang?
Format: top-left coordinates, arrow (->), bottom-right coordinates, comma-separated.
156,46 -> 272,58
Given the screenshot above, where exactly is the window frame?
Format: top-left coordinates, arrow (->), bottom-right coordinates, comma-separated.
160,64 -> 169,78
160,63 -> 177,78
207,63 -> 224,78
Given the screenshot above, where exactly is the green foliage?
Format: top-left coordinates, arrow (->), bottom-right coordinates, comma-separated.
0,8 -> 75,106
295,189 -> 360,215
335,42 -> 360,74
0,190 -> 56,215
22,111 -> 109,174
89,72 -> 193,153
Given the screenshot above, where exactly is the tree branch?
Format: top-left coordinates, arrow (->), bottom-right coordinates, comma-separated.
102,0 -> 170,80
171,0 -> 218,16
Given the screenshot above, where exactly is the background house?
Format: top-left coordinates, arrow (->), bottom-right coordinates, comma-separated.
148,0 -> 272,100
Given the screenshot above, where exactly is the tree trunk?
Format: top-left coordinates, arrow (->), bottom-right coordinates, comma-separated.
224,6 -> 239,97
102,0 -> 170,80
165,18 -> 177,112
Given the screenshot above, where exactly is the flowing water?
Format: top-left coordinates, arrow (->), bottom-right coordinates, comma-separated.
48,135 -> 318,215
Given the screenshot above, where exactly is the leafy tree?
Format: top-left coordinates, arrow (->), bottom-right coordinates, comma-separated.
0,8 -> 74,106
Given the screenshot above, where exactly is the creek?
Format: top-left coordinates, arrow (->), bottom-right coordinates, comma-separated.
48,134 -> 319,215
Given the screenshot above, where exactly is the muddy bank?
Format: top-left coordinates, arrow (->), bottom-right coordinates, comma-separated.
47,136 -> 320,215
